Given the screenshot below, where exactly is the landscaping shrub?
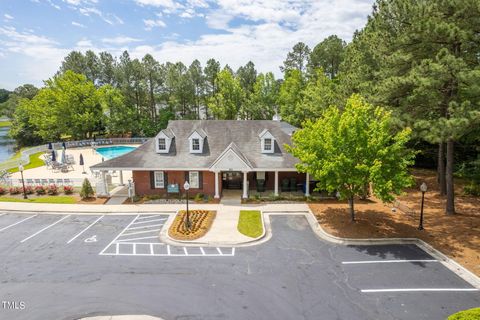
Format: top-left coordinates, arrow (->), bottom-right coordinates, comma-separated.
463,182 -> 480,196
194,193 -> 204,202
80,178 -> 94,199
9,187 -> 21,195
24,186 -> 34,195
35,186 -> 46,195
448,308 -> 480,320
169,210 -> 216,240
47,184 -> 58,195
0,186 -> 6,195
63,185 -> 74,195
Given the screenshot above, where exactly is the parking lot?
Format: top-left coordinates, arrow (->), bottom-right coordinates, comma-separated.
0,213 -> 478,320
0,212 -> 235,258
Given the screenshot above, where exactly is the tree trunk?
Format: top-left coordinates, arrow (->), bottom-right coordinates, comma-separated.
348,196 -> 355,222
446,138 -> 455,215
437,142 -> 447,195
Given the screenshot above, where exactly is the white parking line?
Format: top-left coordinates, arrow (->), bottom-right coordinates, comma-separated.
183,247 -> 188,255
342,259 -> 438,264
216,248 -> 223,255
20,215 -> 70,243
361,288 -> 479,293
116,236 -> 158,242
131,218 -> 166,225
136,214 -> 161,220
0,215 -> 37,232
67,215 -> 105,244
127,223 -> 164,230
99,215 -> 139,255
0,213 -> 7,217
200,247 -> 205,255
121,229 -> 161,237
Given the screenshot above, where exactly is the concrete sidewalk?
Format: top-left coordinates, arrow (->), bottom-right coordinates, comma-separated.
0,201 -> 310,214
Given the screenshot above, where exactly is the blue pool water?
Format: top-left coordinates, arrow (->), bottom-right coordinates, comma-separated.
96,146 -> 136,160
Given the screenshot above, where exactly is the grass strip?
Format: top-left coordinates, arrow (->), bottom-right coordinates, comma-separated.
237,210 -> 263,238
0,196 -> 76,204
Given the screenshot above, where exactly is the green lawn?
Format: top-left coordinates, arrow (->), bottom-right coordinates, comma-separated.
237,210 -> 263,238
0,120 -> 11,127
0,196 -> 76,204
448,308 -> 480,320
8,151 -> 45,173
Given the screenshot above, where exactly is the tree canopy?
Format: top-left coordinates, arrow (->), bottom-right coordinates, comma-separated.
288,95 -> 415,220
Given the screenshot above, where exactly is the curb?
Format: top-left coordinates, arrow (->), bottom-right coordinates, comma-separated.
159,209 -> 268,248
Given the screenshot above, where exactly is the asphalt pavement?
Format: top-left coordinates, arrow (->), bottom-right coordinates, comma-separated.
0,212 -> 478,320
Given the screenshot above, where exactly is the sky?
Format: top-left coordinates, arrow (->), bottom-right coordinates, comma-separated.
0,0 -> 375,90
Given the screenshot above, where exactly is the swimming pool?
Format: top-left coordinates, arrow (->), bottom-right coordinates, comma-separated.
96,146 -> 137,160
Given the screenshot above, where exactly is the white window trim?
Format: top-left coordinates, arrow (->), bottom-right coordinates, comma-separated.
154,171 -> 164,188
264,138 -> 272,151
189,171 -> 199,188
192,138 -> 200,151
158,138 -> 166,150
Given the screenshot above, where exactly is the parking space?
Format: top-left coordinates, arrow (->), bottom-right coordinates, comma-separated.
0,212 -> 236,258
334,244 -> 478,293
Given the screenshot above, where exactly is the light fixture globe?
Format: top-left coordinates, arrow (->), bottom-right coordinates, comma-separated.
184,181 -> 190,191
420,182 -> 427,193
19,164 -> 24,172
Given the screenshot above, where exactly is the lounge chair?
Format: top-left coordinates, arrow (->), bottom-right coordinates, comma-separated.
56,179 -> 63,185
63,178 -> 73,186
281,178 -> 290,192
26,179 -> 34,185
48,179 -> 55,185
34,179 -> 41,185
41,179 -> 48,185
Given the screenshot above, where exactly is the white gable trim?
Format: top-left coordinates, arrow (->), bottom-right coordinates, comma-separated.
209,146 -> 252,171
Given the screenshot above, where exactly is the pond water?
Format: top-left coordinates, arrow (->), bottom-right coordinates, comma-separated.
0,127 -> 16,163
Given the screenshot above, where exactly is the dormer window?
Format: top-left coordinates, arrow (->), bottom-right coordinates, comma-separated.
158,138 -> 166,151
192,138 -> 200,151
259,129 -> 275,154
188,130 -> 206,154
155,129 -> 173,153
263,138 -> 272,151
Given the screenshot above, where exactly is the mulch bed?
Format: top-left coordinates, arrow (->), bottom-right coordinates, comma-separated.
169,210 -> 216,241
309,168 -> 480,277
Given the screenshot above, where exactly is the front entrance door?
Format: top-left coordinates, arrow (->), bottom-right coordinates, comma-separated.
222,171 -> 243,189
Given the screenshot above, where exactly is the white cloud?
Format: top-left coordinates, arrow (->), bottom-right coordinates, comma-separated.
77,6 -> 123,25
102,36 -> 143,45
143,18 -> 166,30
4,14 -> 14,20
71,21 -> 86,28
134,0 -> 180,9
62,0 -> 97,5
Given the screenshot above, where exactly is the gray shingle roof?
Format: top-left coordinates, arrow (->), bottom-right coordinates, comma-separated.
91,120 -> 299,171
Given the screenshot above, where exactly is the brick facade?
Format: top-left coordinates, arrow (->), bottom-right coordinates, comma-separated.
132,170 -> 219,197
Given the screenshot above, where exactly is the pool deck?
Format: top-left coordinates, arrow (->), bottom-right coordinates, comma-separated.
10,145 -> 139,186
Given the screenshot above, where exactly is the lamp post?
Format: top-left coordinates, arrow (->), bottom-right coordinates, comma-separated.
19,165 -> 27,199
418,182 -> 427,230
183,181 -> 191,229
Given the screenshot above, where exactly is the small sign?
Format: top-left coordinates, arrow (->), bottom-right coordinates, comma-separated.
167,184 -> 180,193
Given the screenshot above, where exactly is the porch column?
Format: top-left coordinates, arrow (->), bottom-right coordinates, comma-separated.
214,171 -> 220,199
102,170 -> 109,197
274,171 -> 279,196
119,170 -> 124,186
242,171 -> 248,199
305,172 -> 310,197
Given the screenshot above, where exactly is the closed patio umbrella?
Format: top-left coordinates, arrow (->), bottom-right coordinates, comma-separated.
61,148 -> 66,164
48,142 -> 53,150
62,141 -> 66,150
79,153 -> 86,174
93,135 -> 96,142
51,150 -> 56,162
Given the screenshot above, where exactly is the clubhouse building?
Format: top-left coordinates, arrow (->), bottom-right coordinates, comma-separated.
91,120 -> 313,199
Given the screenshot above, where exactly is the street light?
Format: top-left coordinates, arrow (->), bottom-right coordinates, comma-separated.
418,182 -> 427,230
19,164 -> 27,199
183,180 -> 191,230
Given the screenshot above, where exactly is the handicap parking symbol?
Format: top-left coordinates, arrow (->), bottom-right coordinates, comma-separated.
84,235 -> 97,243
